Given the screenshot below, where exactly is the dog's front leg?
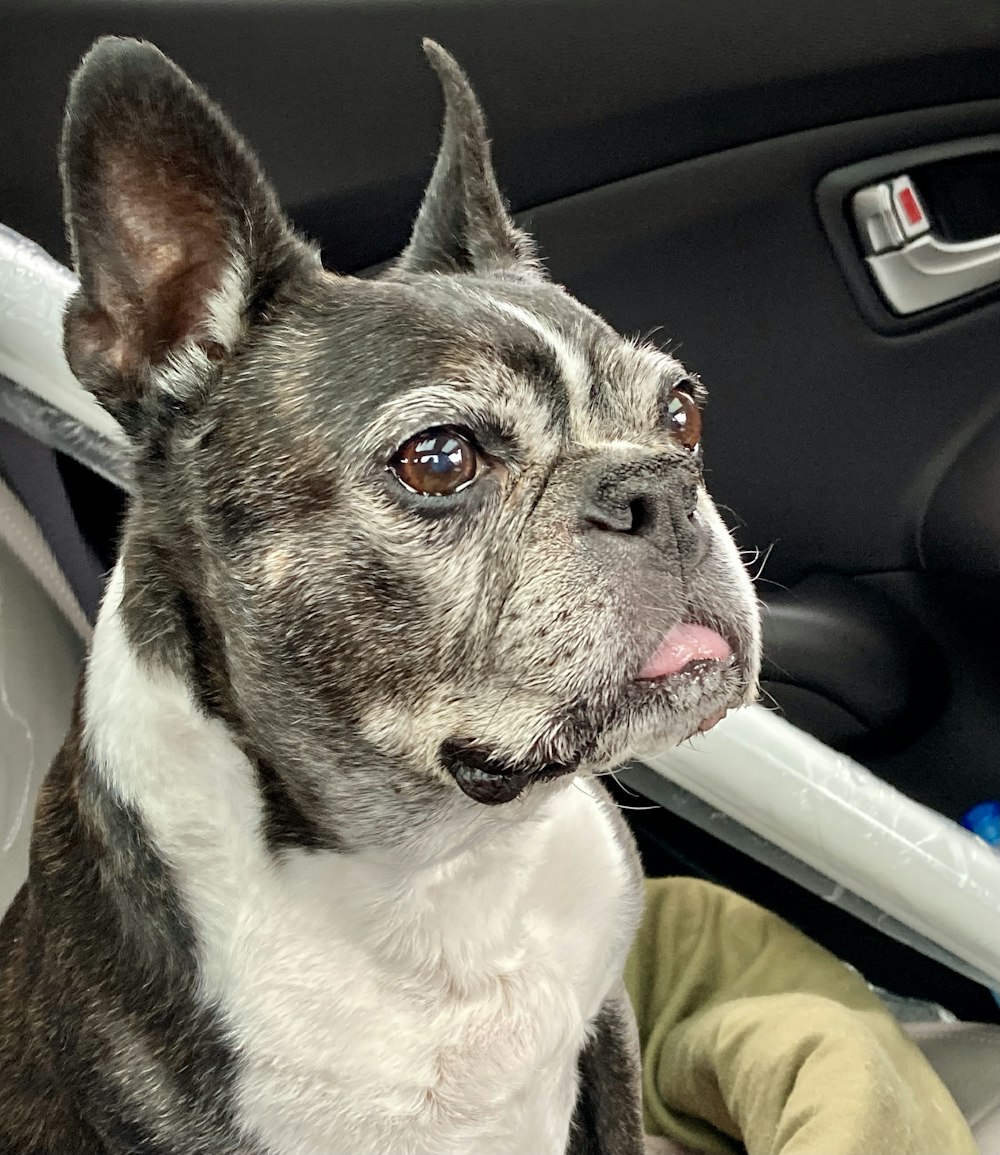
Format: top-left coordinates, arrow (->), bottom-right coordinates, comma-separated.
567,985 -> 645,1155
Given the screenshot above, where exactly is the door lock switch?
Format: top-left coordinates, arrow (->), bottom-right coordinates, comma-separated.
852,183 -> 904,254
852,177 -> 929,255
889,176 -> 930,239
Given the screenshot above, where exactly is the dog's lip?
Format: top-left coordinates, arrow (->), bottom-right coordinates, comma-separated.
636,623 -> 733,681
694,706 -> 728,734
440,739 -> 575,805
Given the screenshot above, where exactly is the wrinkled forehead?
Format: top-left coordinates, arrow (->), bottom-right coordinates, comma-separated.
229,273 -> 686,457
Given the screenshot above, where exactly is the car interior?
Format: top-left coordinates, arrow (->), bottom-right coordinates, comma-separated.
2,1 -> 1000,1149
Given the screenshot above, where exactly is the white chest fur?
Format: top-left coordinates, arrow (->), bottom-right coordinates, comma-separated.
84,576 -> 638,1155
230,781 -> 631,1155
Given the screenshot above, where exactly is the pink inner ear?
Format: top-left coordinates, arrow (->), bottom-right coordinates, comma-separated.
102,151 -> 229,363
65,297 -> 138,390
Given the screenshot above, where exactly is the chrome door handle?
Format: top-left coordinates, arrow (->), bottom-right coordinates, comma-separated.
853,176 -> 1000,314
869,229 -> 1000,315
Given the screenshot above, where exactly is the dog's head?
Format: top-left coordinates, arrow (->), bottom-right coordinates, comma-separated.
62,38 -> 760,846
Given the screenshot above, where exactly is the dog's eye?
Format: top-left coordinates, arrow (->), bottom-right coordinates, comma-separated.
389,428 -> 480,496
665,384 -> 702,451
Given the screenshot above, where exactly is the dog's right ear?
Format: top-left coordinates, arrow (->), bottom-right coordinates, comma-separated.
61,37 -> 314,428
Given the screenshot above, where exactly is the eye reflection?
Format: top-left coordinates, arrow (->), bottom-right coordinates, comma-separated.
665,385 -> 702,451
390,428 -> 479,496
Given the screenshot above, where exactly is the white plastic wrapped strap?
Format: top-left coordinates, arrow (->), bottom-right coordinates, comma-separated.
0,225 -> 131,491
626,705 -> 1000,990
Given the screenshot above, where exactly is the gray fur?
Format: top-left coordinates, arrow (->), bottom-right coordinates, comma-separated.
397,40 -> 541,277
569,790 -> 649,1155
0,35 -> 760,1154
570,987 -> 646,1155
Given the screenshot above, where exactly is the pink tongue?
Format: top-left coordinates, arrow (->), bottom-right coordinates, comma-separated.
639,624 -> 732,680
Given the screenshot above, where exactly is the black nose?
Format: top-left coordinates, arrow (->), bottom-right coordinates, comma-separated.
580,463 -> 707,561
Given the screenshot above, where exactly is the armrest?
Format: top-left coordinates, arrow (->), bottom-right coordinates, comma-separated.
627,705 -> 1000,990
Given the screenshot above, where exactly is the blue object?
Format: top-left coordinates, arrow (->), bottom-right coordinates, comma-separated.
960,800 -> 1000,846
959,801 -> 1000,1007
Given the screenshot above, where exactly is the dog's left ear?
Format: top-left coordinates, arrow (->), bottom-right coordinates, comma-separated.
397,40 -> 542,279
60,37 -> 314,424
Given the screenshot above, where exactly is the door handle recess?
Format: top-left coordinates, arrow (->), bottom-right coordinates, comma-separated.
853,176 -> 1000,314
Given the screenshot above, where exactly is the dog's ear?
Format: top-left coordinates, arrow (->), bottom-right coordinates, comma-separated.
397,40 -> 542,279
61,37 -> 313,424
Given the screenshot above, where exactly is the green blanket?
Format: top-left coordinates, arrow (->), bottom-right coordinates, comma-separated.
625,878 -> 977,1155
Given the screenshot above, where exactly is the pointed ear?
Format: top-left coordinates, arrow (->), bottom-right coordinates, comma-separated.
397,40 -> 542,279
60,37 -> 315,424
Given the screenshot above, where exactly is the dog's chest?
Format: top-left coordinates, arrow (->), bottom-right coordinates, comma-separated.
217,785 -> 633,1155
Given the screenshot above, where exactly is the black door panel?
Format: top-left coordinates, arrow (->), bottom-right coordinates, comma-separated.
6,0 -> 1000,269
524,101 -> 1000,585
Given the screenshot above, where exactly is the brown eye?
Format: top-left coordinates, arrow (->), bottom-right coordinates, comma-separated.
389,428 -> 479,496
666,385 -> 702,450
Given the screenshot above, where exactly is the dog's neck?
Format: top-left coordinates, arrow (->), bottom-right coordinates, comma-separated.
81,561 -> 573,976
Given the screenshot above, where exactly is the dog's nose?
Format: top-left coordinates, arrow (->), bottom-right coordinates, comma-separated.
580,464 -> 707,562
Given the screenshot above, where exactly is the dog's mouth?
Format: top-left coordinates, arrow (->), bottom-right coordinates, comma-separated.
441,623 -> 743,805
634,621 -> 736,735
439,739 -> 576,806
637,622 -> 733,681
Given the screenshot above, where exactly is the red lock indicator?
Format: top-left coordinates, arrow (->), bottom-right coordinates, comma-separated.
890,176 -> 929,238
897,186 -> 923,226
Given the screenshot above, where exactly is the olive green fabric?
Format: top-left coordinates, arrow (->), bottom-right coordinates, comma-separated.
625,878 -> 978,1155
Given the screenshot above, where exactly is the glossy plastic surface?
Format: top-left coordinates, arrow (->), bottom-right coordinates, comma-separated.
639,706 -> 1000,989
0,225 -> 130,489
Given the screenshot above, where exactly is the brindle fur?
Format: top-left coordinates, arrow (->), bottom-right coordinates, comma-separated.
0,36 -> 759,1154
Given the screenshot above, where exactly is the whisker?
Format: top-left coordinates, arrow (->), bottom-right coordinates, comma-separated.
483,683 -> 518,732
756,684 -> 784,713
751,542 -> 776,582
586,767 -> 662,811
604,766 -> 642,797
716,503 -> 748,528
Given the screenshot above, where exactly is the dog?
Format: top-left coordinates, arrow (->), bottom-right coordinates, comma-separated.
0,36 -> 760,1155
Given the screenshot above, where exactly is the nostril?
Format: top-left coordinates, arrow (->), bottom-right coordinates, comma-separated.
628,496 -> 654,536
583,495 -> 656,535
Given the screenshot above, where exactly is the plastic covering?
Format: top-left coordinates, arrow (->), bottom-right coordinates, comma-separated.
1,224 -> 998,990
0,224 -> 131,490
628,705 -> 1000,989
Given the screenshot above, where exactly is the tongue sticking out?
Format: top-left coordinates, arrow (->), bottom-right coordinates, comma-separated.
639,623 -> 732,680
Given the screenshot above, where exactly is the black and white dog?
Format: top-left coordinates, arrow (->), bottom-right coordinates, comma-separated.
0,37 -> 760,1155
